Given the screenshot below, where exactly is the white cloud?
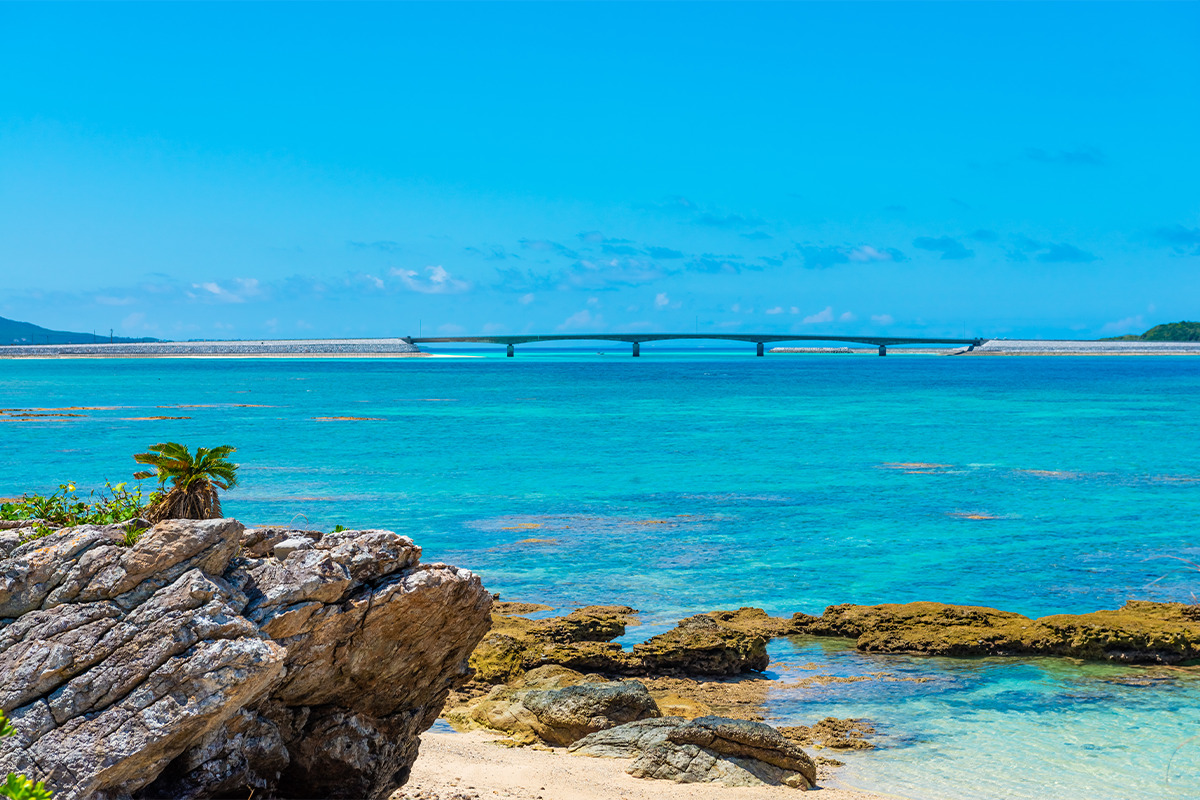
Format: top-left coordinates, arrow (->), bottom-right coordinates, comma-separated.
789,306 -> 799,315
871,314 -> 894,325
390,265 -> 471,294
1098,315 -> 1145,336
765,306 -> 784,315
802,306 -> 834,324
587,296 -> 601,306
189,277 -> 261,303
519,293 -> 535,305
848,246 -> 895,262
364,274 -> 385,290
557,309 -> 604,331
839,311 -> 856,322
655,292 -> 670,309
95,295 -> 136,306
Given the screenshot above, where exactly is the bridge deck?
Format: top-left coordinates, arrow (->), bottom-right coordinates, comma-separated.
406,333 -> 985,347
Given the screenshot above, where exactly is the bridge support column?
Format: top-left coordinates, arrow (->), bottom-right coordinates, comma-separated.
756,342 -> 764,357
878,345 -> 887,357
632,342 -> 640,357
506,344 -> 514,357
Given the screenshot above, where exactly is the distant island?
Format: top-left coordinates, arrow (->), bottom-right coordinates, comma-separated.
0,315 -> 159,345
1102,320 -> 1200,342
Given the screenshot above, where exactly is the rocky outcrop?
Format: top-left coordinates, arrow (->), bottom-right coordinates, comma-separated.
0,519 -> 492,800
470,605 -> 769,682
571,715 -> 817,790
448,665 -> 660,746
791,600 -> 1200,663
634,615 -> 769,675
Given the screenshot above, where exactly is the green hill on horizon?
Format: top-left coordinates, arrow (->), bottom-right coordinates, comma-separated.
1102,321 -> 1200,342
0,315 -> 160,345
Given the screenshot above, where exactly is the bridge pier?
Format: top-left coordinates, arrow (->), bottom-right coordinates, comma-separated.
632,342 -> 640,357
506,344 -> 514,357
878,345 -> 887,357
756,342 -> 764,357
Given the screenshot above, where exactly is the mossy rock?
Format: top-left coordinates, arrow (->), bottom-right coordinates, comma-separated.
634,615 -> 769,675
791,600 -> 1200,664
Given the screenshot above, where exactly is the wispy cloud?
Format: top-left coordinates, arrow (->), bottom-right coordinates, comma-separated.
465,244 -> 517,261
913,235 -> 974,260
519,239 -> 579,259
1009,237 -> 1100,264
347,240 -> 401,253
188,278 -> 262,303
1153,224 -> 1200,256
802,306 -> 834,324
1036,243 -> 1099,263
390,265 -> 472,294
797,244 -> 903,269
1098,315 -> 1145,336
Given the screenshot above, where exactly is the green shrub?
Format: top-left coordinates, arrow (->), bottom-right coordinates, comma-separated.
0,481 -> 161,531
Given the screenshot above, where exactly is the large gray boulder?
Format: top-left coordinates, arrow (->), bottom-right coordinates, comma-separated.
0,519 -> 492,800
570,715 -> 818,790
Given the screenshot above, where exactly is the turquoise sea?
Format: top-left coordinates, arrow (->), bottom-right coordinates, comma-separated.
3,351 -> 1199,799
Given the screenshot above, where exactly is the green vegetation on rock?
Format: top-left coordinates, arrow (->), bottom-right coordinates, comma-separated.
0,711 -> 52,800
1,481 -> 160,541
133,442 -> 239,522
1102,320 -> 1200,342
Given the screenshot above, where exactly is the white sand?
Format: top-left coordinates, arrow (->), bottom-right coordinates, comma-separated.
395,731 -> 897,800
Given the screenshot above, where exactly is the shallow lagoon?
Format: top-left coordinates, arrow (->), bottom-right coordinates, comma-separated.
2,350 -> 1199,798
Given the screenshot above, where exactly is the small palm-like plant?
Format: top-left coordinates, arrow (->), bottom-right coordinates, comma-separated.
133,443 -> 239,522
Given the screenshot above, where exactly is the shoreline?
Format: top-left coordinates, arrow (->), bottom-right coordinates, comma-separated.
398,730 -> 896,800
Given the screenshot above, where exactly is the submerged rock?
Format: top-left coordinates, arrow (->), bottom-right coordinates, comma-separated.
779,718 -> 877,750
0,518 -> 492,800
791,600 -> 1200,663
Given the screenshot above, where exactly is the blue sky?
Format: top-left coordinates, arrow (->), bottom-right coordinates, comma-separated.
2,2 -> 1197,341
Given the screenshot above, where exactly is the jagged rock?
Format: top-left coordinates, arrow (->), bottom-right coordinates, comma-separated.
449,665 -> 660,745
572,715 -> 816,789
470,605 -> 768,682
634,615 -> 769,675
469,606 -> 639,682
0,518 -> 492,800
791,600 -> 1200,663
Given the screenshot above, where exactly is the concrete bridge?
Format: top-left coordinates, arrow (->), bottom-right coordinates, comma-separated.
404,333 -> 987,357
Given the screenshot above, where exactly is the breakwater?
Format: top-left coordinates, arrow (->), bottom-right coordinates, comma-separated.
0,338 -> 426,357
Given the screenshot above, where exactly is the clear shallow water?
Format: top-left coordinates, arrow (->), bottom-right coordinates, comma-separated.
2,351 -> 1199,799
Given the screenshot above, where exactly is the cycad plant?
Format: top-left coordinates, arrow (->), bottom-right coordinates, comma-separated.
133,443 -> 239,522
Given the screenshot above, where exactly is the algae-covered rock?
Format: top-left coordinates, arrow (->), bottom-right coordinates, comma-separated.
469,605 -> 639,682
791,600 -> 1200,664
635,615 -> 769,675
779,718 -> 876,750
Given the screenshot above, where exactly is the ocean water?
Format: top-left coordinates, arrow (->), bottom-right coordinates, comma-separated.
2,350 -> 1199,798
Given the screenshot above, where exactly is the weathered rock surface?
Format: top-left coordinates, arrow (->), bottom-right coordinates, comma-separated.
571,715 -> 817,790
470,605 -> 769,682
448,665 -> 660,746
0,518 -> 492,800
791,600 -> 1200,663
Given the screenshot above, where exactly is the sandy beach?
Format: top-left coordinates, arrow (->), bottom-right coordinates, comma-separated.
395,731 -> 895,800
